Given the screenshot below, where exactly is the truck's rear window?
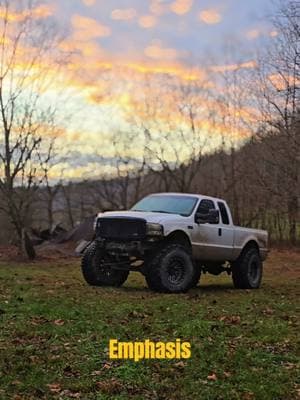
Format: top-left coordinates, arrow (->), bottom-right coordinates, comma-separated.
131,195 -> 198,216
218,201 -> 230,224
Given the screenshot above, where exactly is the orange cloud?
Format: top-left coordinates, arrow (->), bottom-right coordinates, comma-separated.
71,15 -> 111,40
0,4 -> 55,22
120,63 -> 207,82
268,73 -> 300,91
77,41 -> 105,58
82,0 -> 96,6
138,15 -> 157,28
246,28 -> 261,40
269,30 -> 278,37
111,8 -> 137,21
63,59 -> 210,111
144,43 -> 179,61
210,60 -> 257,72
31,4 -> 55,19
150,1 -> 169,16
199,8 -> 222,24
170,0 -> 193,15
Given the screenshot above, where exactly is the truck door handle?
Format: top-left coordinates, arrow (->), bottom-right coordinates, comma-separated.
218,228 -> 222,236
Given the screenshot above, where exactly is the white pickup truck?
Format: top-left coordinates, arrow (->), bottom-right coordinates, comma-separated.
81,193 -> 268,293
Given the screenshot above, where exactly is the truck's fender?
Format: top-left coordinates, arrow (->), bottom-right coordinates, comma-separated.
233,237 -> 263,261
165,230 -> 192,250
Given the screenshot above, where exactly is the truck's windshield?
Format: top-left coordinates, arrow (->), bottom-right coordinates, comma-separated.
131,195 -> 198,216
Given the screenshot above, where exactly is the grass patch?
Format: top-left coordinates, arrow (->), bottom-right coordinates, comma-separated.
0,250 -> 299,399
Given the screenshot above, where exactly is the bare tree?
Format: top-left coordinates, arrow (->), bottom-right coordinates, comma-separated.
38,139 -> 64,230
88,129 -> 148,211
0,0 -> 66,257
252,0 -> 300,244
128,73 -> 214,193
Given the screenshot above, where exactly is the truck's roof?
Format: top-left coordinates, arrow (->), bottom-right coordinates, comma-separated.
149,192 -> 225,203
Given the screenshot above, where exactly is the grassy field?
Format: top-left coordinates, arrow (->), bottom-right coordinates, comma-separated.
0,250 -> 299,400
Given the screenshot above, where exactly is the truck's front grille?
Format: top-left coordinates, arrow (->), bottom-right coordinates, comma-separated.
96,217 -> 146,241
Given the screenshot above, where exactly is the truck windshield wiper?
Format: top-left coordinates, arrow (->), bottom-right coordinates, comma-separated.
151,210 -> 174,214
153,210 -> 187,216
131,209 -> 172,213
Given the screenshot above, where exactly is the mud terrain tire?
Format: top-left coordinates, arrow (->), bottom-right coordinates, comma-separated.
232,246 -> 262,289
145,244 -> 196,293
81,242 -> 129,287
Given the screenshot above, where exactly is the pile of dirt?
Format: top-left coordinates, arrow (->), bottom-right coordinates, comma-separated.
54,216 -> 95,244
0,216 -> 97,261
33,216 -> 96,259
34,241 -> 79,260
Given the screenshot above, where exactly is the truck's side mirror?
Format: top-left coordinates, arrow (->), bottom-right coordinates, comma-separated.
195,209 -> 219,224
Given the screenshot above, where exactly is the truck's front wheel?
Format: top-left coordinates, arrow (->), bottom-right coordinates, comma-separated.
232,246 -> 263,289
81,242 -> 129,287
145,244 -> 196,293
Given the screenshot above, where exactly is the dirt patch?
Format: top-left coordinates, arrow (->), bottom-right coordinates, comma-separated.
0,242 -> 78,263
0,245 -> 19,261
265,249 -> 300,278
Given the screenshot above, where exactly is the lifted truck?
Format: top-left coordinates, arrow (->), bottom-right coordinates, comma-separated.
81,193 -> 268,293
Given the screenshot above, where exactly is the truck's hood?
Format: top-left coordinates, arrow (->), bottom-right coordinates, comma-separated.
96,210 -> 184,224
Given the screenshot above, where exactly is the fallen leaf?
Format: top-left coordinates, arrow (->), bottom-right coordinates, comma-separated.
63,365 -> 80,377
207,373 -> 217,381
284,362 -> 296,370
262,308 -> 274,315
96,378 -> 123,395
60,389 -> 81,398
50,355 -> 60,360
47,383 -> 61,393
219,315 -> 241,324
129,311 -> 139,317
53,319 -> 65,326
174,361 -> 186,369
91,370 -> 102,376
242,392 -> 255,400
229,316 -> 241,324
102,362 -> 112,369
31,316 -> 48,325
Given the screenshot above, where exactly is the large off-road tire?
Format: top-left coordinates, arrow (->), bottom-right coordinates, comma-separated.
232,246 -> 263,289
81,242 -> 129,287
145,244 -> 196,293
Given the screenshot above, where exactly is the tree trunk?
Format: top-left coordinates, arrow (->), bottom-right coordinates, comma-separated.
21,229 -> 36,260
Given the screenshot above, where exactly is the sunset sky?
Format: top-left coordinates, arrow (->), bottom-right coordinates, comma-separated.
3,0 -> 279,179
56,0 -> 275,60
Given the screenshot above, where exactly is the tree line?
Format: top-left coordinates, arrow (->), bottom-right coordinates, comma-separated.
0,0 -> 299,257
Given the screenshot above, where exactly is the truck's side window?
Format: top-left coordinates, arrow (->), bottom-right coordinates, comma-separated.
197,199 -> 215,214
218,201 -> 229,225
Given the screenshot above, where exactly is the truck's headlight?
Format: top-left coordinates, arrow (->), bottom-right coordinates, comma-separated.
146,223 -> 163,236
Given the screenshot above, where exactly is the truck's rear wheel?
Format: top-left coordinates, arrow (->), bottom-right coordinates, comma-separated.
81,242 -> 129,287
232,246 -> 262,289
145,244 -> 196,293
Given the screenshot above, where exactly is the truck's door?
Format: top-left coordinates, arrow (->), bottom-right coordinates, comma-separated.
192,199 -> 234,261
